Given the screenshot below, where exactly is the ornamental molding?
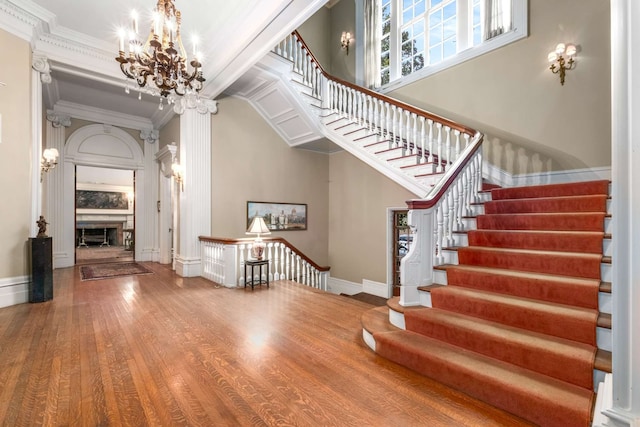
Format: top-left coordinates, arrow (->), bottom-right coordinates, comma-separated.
32,54 -> 51,83
140,129 -> 160,145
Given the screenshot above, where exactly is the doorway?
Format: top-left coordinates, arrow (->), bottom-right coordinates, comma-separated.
390,209 -> 411,297
75,165 -> 135,265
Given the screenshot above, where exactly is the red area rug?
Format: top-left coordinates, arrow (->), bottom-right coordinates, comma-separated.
80,262 -> 153,281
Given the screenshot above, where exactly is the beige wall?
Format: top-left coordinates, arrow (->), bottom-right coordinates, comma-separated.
0,30 -> 32,278
159,115 -> 180,150
329,0 -> 356,81
329,151 -> 414,283
389,0 -> 611,173
210,96 -> 330,265
297,6 -> 332,71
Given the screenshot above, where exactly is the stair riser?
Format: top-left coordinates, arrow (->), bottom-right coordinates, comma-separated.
490,180 -> 610,200
467,231 -> 605,254
430,289 -> 597,345
457,249 -> 602,279
460,216 -> 611,232
484,195 -> 607,214
402,163 -> 436,176
372,147 -> 404,161
388,156 -> 420,168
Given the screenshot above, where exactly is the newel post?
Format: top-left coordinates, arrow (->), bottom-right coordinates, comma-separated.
400,207 -> 434,306
223,244 -> 238,288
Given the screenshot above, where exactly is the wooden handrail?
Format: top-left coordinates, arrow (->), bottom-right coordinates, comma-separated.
405,131 -> 484,210
199,236 -> 331,272
291,30 -> 477,137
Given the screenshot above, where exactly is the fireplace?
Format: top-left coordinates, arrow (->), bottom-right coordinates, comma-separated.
76,222 -> 124,247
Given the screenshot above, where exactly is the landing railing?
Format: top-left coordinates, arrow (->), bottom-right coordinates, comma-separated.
199,236 -> 330,291
274,31 -> 479,179
273,31 -> 484,307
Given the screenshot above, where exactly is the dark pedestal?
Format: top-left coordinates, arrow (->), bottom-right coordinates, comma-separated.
29,237 -> 53,303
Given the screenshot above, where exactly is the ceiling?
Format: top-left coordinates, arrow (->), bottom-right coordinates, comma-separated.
3,0 -> 329,129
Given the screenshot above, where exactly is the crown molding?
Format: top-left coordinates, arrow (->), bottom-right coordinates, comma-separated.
0,0 -> 42,42
53,100 -> 154,133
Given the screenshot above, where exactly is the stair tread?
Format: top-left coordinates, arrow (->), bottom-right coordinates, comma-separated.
361,306 -> 399,335
459,245 -> 603,259
595,349 -> 612,373
374,330 -> 594,427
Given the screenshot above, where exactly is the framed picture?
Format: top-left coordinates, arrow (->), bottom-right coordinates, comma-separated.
76,183 -> 134,215
247,201 -> 307,231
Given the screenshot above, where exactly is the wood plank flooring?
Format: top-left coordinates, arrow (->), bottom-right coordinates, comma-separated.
0,263 -> 534,426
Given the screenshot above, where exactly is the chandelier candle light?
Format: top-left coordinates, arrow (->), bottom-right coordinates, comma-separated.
115,0 -> 205,100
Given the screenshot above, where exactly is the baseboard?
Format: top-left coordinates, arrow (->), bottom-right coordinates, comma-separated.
327,277 -> 362,295
484,163 -> 612,188
0,275 -> 30,308
363,279 -> 391,298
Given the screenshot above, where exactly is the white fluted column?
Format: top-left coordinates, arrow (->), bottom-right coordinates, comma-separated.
175,100 -> 218,277
44,111 -> 71,268
139,129 -> 159,262
30,55 -> 51,237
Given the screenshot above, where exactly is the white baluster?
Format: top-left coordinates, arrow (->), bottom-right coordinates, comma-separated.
427,119 -> 434,163
391,106 -> 398,148
296,256 -> 301,282
464,133 -> 471,149
238,244 -> 246,286
442,193 -> 450,250
436,123 -> 443,173
285,247 -> 291,280
397,108 -> 404,152
454,130 -> 461,161
444,126 -> 452,170
419,117 -> 426,163
436,203 -> 444,265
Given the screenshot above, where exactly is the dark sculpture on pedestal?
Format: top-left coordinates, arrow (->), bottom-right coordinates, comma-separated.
36,216 -> 49,238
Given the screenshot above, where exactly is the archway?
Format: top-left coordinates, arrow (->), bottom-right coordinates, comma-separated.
59,124 -> 146,268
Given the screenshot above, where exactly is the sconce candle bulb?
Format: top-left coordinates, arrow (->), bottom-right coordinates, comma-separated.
40,148 -> 59,182
548,42 -> 576,86
340,31 -> 351,55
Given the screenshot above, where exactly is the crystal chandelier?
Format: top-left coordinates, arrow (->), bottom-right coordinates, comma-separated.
115,0 -> 205,99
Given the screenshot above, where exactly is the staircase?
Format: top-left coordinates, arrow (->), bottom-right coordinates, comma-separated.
362,180 -> 612,426
226,31 -> 482,198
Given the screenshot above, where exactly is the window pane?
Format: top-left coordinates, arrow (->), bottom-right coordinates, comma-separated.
381,52 -> 390,67
413,53 -> 425,71
443,37 -> 456,58
381,36 -> 389,53
432,0 -> 443,6
415,0 -> 426,15
402,41 -> 413,59
429,9 -> 442,26
414,36 -> 424,53
443,17 -> 456,39
429,24 -> 442,46
414,20 -> 424,36
403,0 -> 413,9
402,60 -> 412,76
403,9 -> 413,24
473,27 -> 481,45
381,69 -> 390,85
382,20 -> 391,35
473,4 -> 481,26
383,4 -> 391,21
402,29 -> 410,42
429,45 -> 442,64
443,1 -> 456,20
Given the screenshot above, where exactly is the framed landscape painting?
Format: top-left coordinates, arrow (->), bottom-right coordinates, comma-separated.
247,201 -> 307,231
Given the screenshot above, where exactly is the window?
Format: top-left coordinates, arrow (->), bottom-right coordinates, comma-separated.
378,0 -> 526,87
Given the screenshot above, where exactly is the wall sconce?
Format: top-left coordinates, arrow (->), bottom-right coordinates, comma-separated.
340,31 -> 351,55
548,43 -> 576,86
40,148 -> 59,182
172,161 -> 184,191
246,216 -> 271,260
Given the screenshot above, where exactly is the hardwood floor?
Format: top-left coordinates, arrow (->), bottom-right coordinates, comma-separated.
0,263 -> 533,426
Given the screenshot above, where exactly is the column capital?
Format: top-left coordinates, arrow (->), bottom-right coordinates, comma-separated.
32,54 -> 52,84
46,110 -> 71,128
140,129 -> 160,144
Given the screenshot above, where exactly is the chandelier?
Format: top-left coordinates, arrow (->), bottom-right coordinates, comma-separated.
115,0 -> 205,99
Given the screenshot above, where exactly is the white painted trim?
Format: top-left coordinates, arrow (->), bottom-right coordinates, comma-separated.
31,68 -> 43,238
362,329 -> 376,351
0,275 -> 29,308
483,162 -> 612,188
327,277 -> 362,295
53,101 -> 154,133
0,0 -> 40,42
363,279 -> 390,298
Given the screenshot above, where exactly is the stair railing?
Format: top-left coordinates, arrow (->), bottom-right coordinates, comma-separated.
199,236 -> 330,291
273,31 -> 479,181
273,31 -> 483,307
